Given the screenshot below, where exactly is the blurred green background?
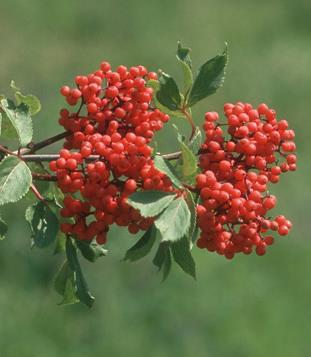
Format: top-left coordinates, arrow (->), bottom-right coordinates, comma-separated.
0,0 -> 310,356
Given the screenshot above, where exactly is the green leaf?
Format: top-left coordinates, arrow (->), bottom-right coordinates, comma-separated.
155,197 -> 191,243
176,42 -> 193,95
66,237 -> 95,308
187,45 -> 228,107
189,127 -> 202,155
127,190 -> 177,218
0,98 -> 33,146
123,225 -> 157,262
0,156 -> 32,205
171,237 -> 196,279
0,216 -> 8,240
0,111 -> 20,140
25,200 -> 59,248
10,81 -> 41,116
179,140 -> 198,180
76,240 -> 108,262
53,232 -> 66,255
173,127 -> 198,183
54,261 -> 79,306
0,112 -> 2,136
148,80 -> 184,118
185,191 -> 198,245
154,155 -> 182,189
153,242 -> 172,281
156,72 -> 182,111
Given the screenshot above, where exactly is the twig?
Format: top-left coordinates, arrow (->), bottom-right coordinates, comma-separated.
18,131 -> 72,155
19,151 -> 183,162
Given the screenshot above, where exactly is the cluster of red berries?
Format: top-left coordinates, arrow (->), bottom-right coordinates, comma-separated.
49,61 -> 172,244
195,102 -> 296,258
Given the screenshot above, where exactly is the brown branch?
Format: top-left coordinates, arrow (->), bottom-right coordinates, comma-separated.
18,131 -> 72,155
32,173 -> 57,181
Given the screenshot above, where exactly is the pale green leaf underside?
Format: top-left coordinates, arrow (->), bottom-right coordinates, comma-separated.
127,190 -> 177,218
155,197 -> 191,242
0,98 -> 33,146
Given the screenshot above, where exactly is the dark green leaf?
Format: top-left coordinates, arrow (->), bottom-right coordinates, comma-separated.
188,45 -> 228,107
0,215 -> 8,240
123,225 -> 157,262
156,72 -> 181,111
66,237 -> 95,308
153,242 -> 172,281
176,42 -> 193,94
76,240 -> 108,262
148,80 -> 184,118
171,237 -> 196,279
155,197 -> 191,242
25,200 -> 59,248
0,156 -> 32,205
54,260 -> 79,305
10,80 -> 41,116
127,190 -> 176,217
154,155 -> 182,188
0,98 -> 33,146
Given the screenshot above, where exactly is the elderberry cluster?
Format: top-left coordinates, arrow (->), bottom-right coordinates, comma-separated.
49,62 -> 172,244
196,102 -> 296,258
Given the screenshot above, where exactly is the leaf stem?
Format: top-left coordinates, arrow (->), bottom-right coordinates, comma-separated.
181,108 -> 196,140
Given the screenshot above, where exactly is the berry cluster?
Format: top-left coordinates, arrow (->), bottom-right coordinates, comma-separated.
49,62 -> 172,244
196,102 -> 296,258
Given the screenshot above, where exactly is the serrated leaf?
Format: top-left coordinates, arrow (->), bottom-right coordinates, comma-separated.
127,190 -> 177,218
0,215 -> 8,240
54,260 -> 79,306
189,127 -> 202,155
155,197 -> 191,243
176,42 -> 193,95
154,155 -> 182,189
156,72 -> 182,111
25,200 -> 59,248
76,240 -> 108,262
0,156 -> 32,205
0,112 -> 19,140
123,225 -> 157,262
148,80 -> 184,118
66,237 -> 95,308
153,242 -> 172,281
188,45 -> 228,107
10,81 -> 41,116
171,237 -> 196,279
0,98 -> 33,146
